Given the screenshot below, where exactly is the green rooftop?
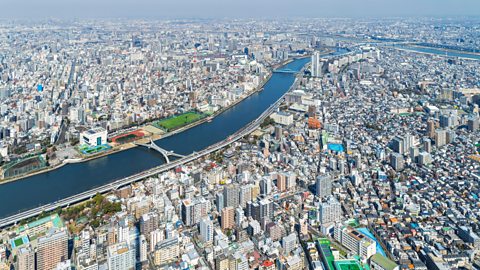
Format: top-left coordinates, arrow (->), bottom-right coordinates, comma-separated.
370,254 -> 398,270
334,259 -> 363,270
17,214 -> 64,234
318,238 -> 335,270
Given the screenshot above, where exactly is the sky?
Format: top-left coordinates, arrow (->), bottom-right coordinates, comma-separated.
2,0 -> 480,19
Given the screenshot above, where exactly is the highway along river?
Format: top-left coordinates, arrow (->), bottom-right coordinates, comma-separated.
0,56 -> 322,219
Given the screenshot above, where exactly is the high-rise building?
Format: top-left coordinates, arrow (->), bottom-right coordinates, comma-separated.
140,212 -> 159,235
36,230 -> 68,270
223,184 -> 240,208
409,146 -> 419,163
139,235 -> 148,262
235,207 -> 244,227
199,217 -> 214,244
277,173 -> 287,192
316,174 -> 332,198
221,207 -> 235,230
216,193 -> 224,212
282,233 -> 297,255
334,224 -> 376,260
390,153 -> 404,171
319,196 -> 342,224
154,238 -> 179,266
246,198 -> 274,223
17,246 -> 35,270
391,136 -> 404,154
181,199 -> 194,226
435,129 -> 447,147
468,117 -> 479,131
150,229 -> 164,252
427,119 -> 436,138
181,197 -> 210,226
423,138 -> 432,153
239,185 -> 252,208
259,177 -> 272,196
311,51 -> 323,77
107,242 -> 135,270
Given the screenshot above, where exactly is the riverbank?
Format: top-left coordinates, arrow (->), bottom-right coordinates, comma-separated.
0,58 -> 298,185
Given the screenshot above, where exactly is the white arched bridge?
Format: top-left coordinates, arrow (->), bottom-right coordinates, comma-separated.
135,138 -> 185,163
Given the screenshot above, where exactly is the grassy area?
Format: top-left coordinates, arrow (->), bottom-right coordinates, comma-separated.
153,112 -> 205,131
13,238 -> 24,247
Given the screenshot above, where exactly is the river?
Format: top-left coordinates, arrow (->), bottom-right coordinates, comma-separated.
0,56 -> 317,219
393,45 -> 480,60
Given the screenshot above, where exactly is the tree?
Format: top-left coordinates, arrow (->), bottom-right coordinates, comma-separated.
260,117 -> 275,128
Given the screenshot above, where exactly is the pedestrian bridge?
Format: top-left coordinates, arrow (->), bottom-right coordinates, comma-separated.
135,139 -> 185,163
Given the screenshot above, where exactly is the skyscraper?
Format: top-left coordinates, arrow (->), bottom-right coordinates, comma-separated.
311,51 -> 322,77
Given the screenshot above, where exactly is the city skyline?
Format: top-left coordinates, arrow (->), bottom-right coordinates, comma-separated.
2,0 -> 480,19
0,3 -> 480,269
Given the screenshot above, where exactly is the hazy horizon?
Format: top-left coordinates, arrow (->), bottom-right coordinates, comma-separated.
2,0 -> 480,20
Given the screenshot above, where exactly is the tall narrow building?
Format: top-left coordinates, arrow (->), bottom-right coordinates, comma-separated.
311,51 -> 322,77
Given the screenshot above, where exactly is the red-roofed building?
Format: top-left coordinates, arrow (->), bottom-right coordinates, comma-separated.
261,260 -> 276,270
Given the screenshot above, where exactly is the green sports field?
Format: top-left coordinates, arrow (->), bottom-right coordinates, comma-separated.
154,112 -> 205,131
